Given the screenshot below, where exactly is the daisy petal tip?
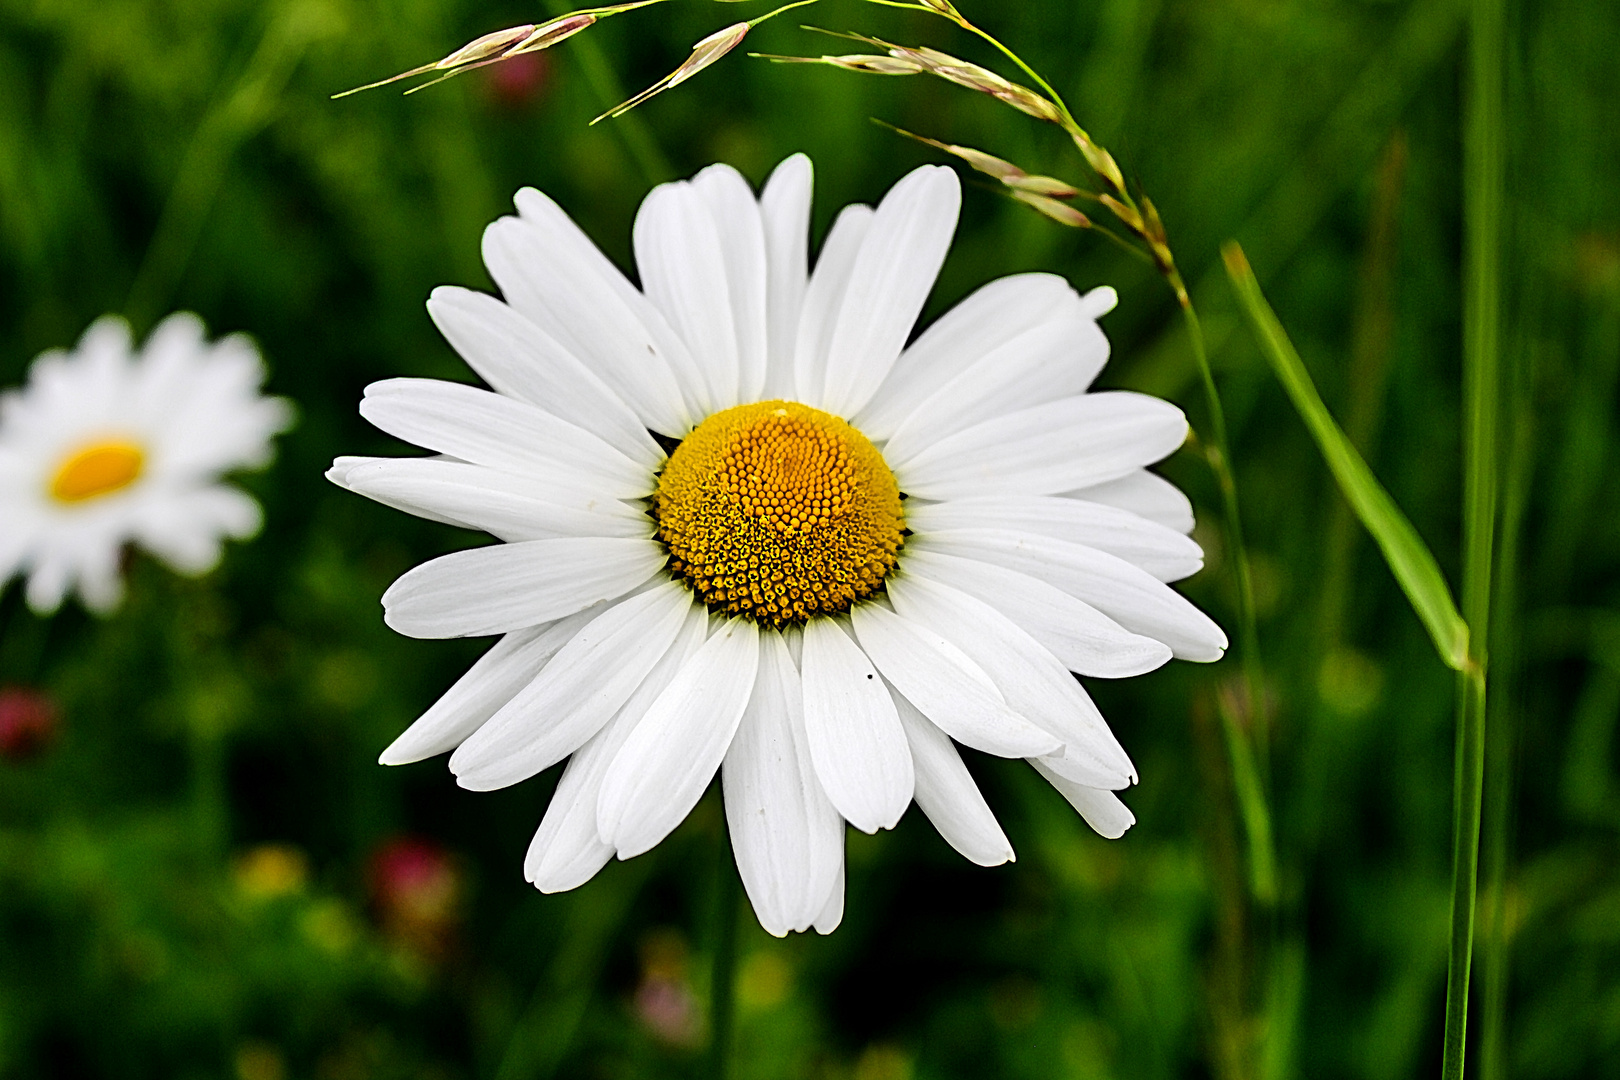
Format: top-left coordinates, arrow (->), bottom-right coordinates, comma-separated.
1182,638 -> 1228,663
377,737 -> 431,766
770,152 -> 812,188
1080,285 -> 1119,318
424,284 -> 469,313
1024,728 -> 1065,759
452,771 -> 506,793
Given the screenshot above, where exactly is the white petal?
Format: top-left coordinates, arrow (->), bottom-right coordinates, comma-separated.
813,844 -> 846,935
793,204 -> 873,406
74,540 -> 125,614
427,286 -> 663,469
338,458 -> 650,543
508,191 -> 709,424
913,529 -> 1228,661
526,605 -> 710,892
859,273 -> 1077,438
907,495 -> 1203,582
799,618 -> 913,833
327,456 -> 468,529
891,392 -> 1189,499
878,313 -> 1108,464
819,166 -> 960,418
381,537 -> 664,639
894,694 -> 1014,867
1030,759 -> 1136,839
381,610 -> 600,765
634,181 -> 736,415
723,629 -> 843,936
134,486 -> 261,574
1063,470 -> 1196,535
849,604 -> 1060,759
598,617 -> 761,858
693,164 -> 770,404
449,582 -> 693,789
886,572 -> 1135,787
24,562 -> 72,614
1079,285 -> 1119,319
485,204 -> 696,435
360,378 -> 652,498
901,548 -> 1172,678
759,154 -> 813,399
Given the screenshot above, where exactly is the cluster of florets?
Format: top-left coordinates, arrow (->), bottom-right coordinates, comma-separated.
652,401 -> 904,625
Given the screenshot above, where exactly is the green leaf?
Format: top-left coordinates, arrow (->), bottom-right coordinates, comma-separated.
1222,242 -> 1470,670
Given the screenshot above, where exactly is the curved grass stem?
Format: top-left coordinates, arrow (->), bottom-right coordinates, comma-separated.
1183,299 -> 1276,906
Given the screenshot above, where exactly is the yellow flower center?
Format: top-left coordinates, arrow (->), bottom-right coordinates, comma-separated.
653,400 -> 904,625
48,440 -> 146,503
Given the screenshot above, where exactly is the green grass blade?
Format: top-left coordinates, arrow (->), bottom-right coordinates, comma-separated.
1222,242 -> 1470,670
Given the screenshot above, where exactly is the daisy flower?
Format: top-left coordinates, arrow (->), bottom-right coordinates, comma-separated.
332,156 -> 1226,936
0,314 -> 292,614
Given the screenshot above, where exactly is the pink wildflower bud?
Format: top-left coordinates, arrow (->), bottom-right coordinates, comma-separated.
369,836 -> 462,956
0,686 -> 58,760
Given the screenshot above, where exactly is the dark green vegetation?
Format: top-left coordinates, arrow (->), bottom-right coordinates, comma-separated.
1,1 -> 1615,1077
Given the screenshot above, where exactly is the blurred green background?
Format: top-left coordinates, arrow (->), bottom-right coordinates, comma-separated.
1,0 -> 1616,1077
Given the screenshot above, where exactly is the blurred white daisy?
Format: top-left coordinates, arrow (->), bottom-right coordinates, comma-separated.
0,314 -> 292,614
332,156 -> 1225,936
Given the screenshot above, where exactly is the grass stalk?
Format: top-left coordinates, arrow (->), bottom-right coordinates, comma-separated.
1223,245 -> 1469,670
1181,301 -> 1270,776
1442,0 -> 1505,1073
1479,393 -> 1529,1080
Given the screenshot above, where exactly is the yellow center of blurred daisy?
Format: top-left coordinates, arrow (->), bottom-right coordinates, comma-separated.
653,400 -> 904,625
48,440 -> 146,503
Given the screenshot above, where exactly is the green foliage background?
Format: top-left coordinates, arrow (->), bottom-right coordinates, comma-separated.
1,1 -> 1616,1077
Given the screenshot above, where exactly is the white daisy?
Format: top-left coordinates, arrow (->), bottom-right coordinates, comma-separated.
332,156 -> 1226,936
0,314 -> 292,614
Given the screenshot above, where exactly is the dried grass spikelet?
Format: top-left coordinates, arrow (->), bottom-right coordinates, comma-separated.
592,0 -> 820,123
876,124 -> 1088,226
332,0 -> 665,99
769,32 -> 1067,126
593,21 -> 751,123
918,0 -> 966,19
1009,190 -> 1091,228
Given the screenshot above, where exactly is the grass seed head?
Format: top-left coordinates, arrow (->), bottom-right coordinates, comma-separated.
1011,190 -> 1091,228
595,22 -> 749,123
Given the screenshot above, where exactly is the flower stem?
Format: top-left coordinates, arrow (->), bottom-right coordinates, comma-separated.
492,858 -> 655,1080
1443,0 -> 1504,1072
707,826 -> 741,1080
